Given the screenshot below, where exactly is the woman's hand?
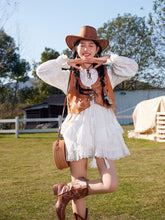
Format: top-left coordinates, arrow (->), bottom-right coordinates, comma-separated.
89,56 -> 110,68
65,58 -> 83,70
65,55 -> 110,69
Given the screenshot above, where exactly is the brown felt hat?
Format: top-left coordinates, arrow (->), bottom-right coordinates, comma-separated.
65,25 -> 109,51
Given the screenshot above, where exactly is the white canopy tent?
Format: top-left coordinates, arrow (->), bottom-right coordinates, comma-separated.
128,96 -> 165,141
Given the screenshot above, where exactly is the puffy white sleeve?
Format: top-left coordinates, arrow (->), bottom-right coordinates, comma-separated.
105,52 -> 138,89
36,54 -> 70,94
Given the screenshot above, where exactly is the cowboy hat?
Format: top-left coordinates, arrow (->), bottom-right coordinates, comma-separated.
65,26 -> 109,51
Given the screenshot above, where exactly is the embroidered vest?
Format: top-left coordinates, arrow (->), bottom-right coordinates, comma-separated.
67,68 -> 116,114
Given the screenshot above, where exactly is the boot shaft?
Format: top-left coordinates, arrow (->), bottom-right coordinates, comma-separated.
58,178 -> 88,200
54,178 -> 89,220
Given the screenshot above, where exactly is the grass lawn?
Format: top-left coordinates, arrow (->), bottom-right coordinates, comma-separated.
0,132 -> 165,220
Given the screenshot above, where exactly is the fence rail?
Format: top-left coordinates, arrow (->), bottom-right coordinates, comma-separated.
0,116 -> 62,138
0,115 -> 132,138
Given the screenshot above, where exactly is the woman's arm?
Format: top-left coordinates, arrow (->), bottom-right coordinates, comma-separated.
36,54 -> 70,94
105,52 -> 138,89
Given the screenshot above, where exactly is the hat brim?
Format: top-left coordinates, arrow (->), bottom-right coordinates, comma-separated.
65,35 -> 109,51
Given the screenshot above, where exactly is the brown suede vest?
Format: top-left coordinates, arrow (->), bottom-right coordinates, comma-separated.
67,68 -> 116,114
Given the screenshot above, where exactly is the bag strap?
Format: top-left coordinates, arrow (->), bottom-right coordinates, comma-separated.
56,71 -> 71,144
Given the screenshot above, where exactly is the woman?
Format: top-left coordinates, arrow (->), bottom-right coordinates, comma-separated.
37,26 -> 138,220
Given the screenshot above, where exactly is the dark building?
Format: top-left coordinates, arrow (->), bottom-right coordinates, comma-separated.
23,94 -> 67,128
23,94 -> 66,118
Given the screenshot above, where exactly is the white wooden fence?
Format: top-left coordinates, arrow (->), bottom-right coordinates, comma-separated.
0,116 -> 62,138
0,115 -> 132,138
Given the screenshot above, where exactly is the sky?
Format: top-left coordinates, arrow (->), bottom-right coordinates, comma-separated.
3,0 -> 154,72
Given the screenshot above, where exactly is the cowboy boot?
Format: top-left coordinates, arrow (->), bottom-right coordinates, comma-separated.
53,177 -> 88,220
73,208 -> 88,220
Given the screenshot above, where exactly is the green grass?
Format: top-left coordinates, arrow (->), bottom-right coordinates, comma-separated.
0,132 -> 165,220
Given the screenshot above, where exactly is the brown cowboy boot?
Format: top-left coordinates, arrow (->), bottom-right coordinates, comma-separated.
53,177 -> 88,220
73,208 -> 88,220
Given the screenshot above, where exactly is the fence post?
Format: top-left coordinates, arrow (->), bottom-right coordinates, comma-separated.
58,115 -> 62,129
58,115 -> 62,137
15,116 -> 19,138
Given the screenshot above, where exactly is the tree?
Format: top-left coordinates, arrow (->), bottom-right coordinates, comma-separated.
0,30 -> 30,91
97,13 -> 158,89
148,0 -> 165,86
63,48 -> 72,58
0,30 -> 30,117
0,29 -> 17,80
0,0 -> 19,80
30,47 -> 62,105
150,0 -> 165,44
9,57 -> 30,116
0,0 -> 19,29
18,86 -> 40,104
40,47 -> 60,63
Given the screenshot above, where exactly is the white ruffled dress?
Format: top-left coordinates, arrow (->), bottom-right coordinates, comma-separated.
36,52 -> 138,168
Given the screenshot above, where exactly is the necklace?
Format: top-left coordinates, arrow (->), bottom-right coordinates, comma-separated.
83,63 -> 93,79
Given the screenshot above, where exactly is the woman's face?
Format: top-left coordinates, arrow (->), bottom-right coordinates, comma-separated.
76,40 -> 99,59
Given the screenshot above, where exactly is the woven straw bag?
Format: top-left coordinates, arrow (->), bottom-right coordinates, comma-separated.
53,139 -> 69,169
52,72 -> 71,170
